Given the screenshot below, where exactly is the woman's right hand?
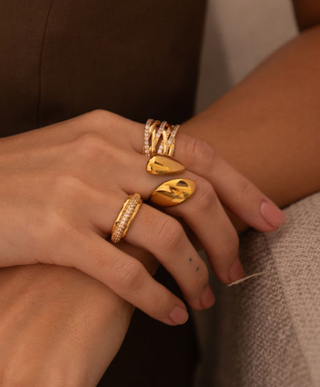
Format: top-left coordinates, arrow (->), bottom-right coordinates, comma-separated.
0,110 -> 285,325
0,264 -> 135,387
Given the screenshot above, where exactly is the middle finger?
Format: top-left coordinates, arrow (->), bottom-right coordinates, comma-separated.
118,154 -> 244,284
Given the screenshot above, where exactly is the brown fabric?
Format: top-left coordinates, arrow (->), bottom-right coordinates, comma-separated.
0,1 -> 206,385
0,0 -> 206,135
102,267 -> 199,387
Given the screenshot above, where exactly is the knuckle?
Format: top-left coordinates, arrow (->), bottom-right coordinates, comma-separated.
193,177 -> 217,210
110,260 -> 144,291
85,109 -> 122,132
85,109 -> 117,132
37,213 -> 77,263
72,132 -> 110,161
154,217 -> 185,251
87,109 -> 108,125
185,136 -> 215,169
41,176 -> 85,247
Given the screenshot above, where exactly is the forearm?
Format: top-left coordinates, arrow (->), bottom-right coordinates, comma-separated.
183,24 -> 320,228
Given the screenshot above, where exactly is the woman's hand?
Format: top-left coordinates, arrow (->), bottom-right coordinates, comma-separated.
0,110 -> 285,324
0,264 -> 134,387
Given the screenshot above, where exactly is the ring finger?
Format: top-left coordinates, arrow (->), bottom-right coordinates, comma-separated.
118,155 -> 243,284
89,191 -> 214,311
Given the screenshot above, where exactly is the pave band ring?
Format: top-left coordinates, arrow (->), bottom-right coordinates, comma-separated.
111,194 -> 143,243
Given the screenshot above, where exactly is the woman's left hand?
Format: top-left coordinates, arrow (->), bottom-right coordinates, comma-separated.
1,109 -> 285,295
90,110 -> 286,282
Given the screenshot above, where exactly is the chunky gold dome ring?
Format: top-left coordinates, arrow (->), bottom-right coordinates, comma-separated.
146,154 -> 185,175
149,179 -> 196,207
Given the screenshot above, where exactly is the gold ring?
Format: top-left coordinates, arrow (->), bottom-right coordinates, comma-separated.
143,119 -> 160,158
111,194 -> 143,243
149,179 -> 196,207
158,123 -> 180,157
143,119 -> 180,158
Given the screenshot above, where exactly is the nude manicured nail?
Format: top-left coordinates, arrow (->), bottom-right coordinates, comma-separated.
260,200 -> 286,229
229,259 -> 245,283
169,306 -> 189,325
200,286 -> 215,309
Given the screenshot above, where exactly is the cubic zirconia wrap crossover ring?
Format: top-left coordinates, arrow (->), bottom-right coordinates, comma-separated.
143,119 -> 180,158
142,118 -> 196,206
111,193 -> 143,243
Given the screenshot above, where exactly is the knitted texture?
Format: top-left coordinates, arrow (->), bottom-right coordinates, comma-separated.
194,192 -> 320,387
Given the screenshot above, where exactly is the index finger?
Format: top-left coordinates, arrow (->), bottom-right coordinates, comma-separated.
128,122 -> 285,232
173,134 -> 286,232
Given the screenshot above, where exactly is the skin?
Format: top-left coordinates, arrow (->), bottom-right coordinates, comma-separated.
0,109 -> 282,325
0,110 -> 282,386
1,2 -> 320,385
0,265 -> 134,387
182,22 -> 320,231
0,110 -> 284,387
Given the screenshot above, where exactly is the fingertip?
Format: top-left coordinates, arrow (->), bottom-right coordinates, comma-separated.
168,305 -> 189,325
260,200 -> 286,231
229,259 -> 245,283
200,286 -> 215,309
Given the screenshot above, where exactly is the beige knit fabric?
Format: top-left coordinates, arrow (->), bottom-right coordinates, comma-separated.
194,192 -> 320,387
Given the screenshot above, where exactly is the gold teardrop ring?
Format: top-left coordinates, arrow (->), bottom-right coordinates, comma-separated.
146,154 -> 185,175
149,179 -> 196,207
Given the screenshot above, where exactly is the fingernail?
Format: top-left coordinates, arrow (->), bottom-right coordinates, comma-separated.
169,306 -> 189,325
260,200 -> 286,229
200,286 -> 215,309
229,259 -> 245,283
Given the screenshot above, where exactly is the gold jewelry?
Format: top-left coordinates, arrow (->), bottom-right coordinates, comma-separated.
155,121 -> 170,155
150,179 -> 196,207
111,194 -> 143,243
167,124 -> 180,157
143,119 -> 180,158
146,154 -> 185,175
143,119 -> 160,158
158,124 -> 180,157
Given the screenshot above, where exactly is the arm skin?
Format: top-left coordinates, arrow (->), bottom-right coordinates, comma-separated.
182,5 -> 320,232
0,243 -> 157,387
1,2 -> 320,384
